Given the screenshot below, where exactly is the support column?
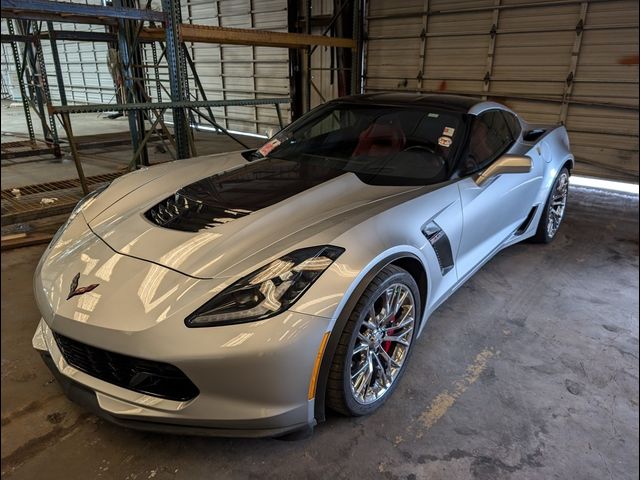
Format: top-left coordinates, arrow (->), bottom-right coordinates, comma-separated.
114,0 -> 148,166
150,42 -> 162,102
350,0 -> 362,95
6,19 -> 35,143
248,0 -> 259,134
214,1 -> 229,134
287,0 -> 304,120
334,0 -> 355,97
18,20 -> 56,149
46,22 -> 67,106
482,0 -> 501,98
31,23 -> 60,157
305,0 -> 312,112
162,0 -> 190,159
417,0 -> 429,91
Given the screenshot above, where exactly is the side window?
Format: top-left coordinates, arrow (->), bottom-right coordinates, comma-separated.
461,110 -> 516,175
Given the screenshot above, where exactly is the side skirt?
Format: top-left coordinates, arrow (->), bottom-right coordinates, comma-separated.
426,227 -> 522,318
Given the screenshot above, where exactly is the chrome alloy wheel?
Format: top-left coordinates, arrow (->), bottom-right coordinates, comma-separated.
547,171 -> 569,238
349,283 -> 415,405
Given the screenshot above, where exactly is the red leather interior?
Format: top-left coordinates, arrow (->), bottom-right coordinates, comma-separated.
352,123 -> 406,157
469,120 -> 493,162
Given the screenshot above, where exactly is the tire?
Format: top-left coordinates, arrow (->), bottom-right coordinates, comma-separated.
326,265 -> 421,416
531,167 -> 570,244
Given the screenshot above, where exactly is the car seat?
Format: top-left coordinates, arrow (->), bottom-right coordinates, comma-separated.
462,119 -> 493,173
352,122 -> 406,157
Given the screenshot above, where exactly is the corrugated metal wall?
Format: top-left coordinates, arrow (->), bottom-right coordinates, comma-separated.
1,27 -> 28,102
41,22 -> 116,104
184,0 -> 291,134
364,0 -> 639,182
1,21 -> 22,101
0,38 -> 14,99
0,1 -> 116,104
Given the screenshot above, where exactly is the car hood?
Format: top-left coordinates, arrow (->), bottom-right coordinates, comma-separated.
87,153 -> 418,279
35,216 -> 212,332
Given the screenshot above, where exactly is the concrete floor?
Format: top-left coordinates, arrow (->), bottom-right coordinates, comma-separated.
1,185 -> 638,480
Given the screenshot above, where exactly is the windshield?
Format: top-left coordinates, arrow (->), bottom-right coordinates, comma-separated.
255,102 -> 467,186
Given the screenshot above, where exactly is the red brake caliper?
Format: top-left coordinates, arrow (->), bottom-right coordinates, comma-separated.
382,313 -> 395,353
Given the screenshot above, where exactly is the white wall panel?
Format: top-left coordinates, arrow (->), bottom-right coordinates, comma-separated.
181,0 -> 290,135
0,0 -> 115,105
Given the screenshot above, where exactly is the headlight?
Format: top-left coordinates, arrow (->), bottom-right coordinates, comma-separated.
185,245 -> 344,327
49,183 -> 110,247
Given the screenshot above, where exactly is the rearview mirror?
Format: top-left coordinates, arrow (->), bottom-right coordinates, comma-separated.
475,155 -> 532,186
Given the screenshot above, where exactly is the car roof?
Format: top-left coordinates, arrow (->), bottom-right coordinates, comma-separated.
333,92 -> 483,113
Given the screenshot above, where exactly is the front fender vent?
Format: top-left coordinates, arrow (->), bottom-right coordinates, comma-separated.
515,206 -> 538,236
422,221 -> 454,275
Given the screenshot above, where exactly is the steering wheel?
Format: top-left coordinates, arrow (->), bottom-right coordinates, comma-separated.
403,145 -> 437,155
395,145 -> 447,181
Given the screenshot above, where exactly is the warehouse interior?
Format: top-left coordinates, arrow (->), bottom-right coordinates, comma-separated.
1,1 -> 638,479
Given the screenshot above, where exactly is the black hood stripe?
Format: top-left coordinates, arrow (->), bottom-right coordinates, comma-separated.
145,158 -> 344,232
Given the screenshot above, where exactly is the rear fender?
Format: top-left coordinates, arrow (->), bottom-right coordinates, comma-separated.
533,125 -> 574,206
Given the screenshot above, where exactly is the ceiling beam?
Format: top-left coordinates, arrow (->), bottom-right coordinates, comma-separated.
141,24 -> 356,50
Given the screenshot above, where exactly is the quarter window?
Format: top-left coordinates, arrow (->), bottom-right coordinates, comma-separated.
502,111 -> 522,140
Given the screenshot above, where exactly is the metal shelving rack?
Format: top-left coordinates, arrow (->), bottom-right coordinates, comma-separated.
0,0 -> 359,224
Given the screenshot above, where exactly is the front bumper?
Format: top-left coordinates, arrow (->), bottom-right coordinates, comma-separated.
38,351 -> 312,438
33,314 -> 330,437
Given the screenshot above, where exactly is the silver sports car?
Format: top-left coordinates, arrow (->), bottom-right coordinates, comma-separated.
33,93 -> 573,438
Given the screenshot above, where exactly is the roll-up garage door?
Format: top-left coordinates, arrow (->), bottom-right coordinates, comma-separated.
364,0 -> 639,182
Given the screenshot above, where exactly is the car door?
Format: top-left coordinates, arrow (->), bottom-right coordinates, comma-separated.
455,109 -> 543,278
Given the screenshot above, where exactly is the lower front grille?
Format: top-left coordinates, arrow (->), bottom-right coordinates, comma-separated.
53,333 -> 199,402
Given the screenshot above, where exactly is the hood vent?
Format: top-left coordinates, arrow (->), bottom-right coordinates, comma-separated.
145,192 -> 251,232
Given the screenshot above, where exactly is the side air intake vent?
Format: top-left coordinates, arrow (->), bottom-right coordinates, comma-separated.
422,221 -> 454,275
515,206 -> 538,235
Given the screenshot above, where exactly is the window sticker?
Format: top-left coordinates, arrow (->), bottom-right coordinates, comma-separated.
443,127 -> 455,137
258,138 -> 281,157
428,113 -> 440,118
438,136 -> 452,147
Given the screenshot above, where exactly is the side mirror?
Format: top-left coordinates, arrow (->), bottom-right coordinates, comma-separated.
475,155 -> 532,186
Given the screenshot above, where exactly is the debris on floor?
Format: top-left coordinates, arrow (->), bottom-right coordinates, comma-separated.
40,197 -> 59,206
